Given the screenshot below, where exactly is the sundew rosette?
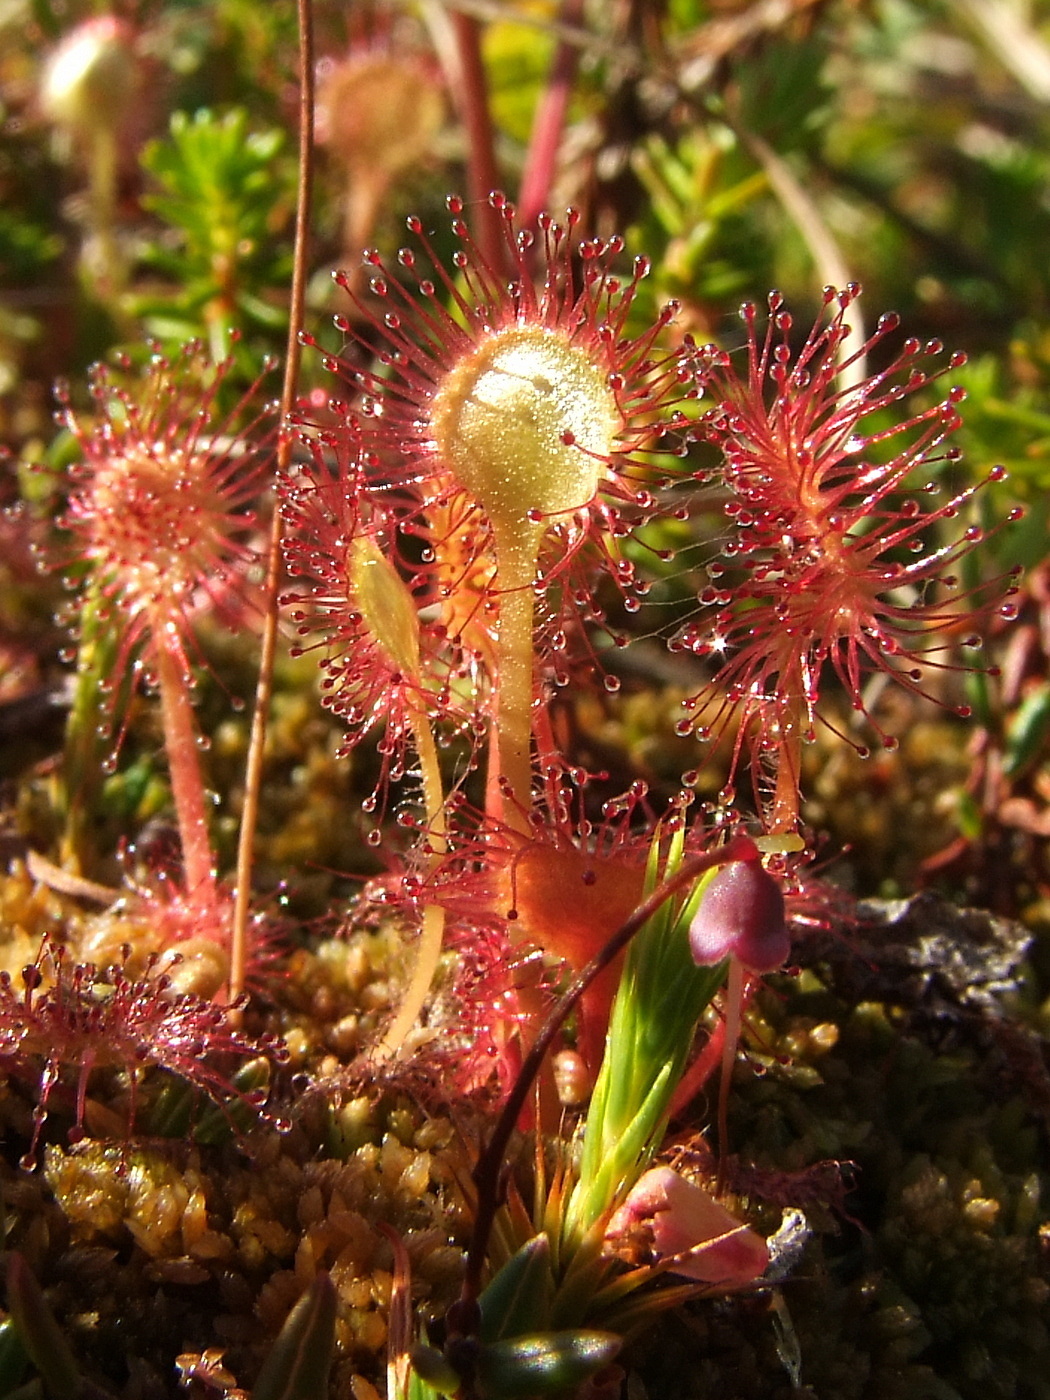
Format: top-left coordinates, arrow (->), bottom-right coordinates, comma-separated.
674,286 -> 1021,833
57,344 -> 274,905
308,191 -> 696,831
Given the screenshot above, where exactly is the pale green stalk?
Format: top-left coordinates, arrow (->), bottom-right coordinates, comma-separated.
375,707 -> 448,1058
348,537 -> 450,1058
562,829 -> 728,1248
489,525 -> 544,834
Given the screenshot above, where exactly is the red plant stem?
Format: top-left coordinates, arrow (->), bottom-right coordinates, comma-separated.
715,958 -> 745,1196
153,641 -> 215,898
229,0 -> 314,1005
770,665 -> 805,834
449,11 -> 504,271
518,0 -> 586,231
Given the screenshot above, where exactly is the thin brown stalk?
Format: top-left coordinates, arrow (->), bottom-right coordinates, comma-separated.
228,0 -> 314,1006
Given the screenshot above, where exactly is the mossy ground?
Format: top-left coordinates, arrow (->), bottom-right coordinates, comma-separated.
0,890 -> 1045,1398
0,637 -> 1046,1400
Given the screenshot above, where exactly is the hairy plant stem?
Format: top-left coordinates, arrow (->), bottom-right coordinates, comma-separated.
153,641 -> 215,898
770,668 -> 805,834
59,576 -> 121,874
489,531 -> 542,834
229,0 -> 314,1005
374,707 -> 448,1058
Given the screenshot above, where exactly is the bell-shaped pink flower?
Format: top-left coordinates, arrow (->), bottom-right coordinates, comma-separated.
689,858 -> 789,973
605,1166 -> 768,1285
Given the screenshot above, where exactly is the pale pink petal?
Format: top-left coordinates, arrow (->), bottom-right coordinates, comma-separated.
606,1166 -> 768,1286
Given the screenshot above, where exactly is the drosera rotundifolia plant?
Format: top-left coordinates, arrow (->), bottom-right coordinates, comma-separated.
0,3 -> 1047,1399
282,194 -> 697,1061
276,191 -> 1020,1398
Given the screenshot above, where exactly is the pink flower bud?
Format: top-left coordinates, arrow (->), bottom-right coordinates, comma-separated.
689,858 -> 789,973
605,1167 -> 768,1285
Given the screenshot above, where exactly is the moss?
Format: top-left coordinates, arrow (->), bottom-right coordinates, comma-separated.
0,884 -> 1043,1399
698,896 -> 1050,1400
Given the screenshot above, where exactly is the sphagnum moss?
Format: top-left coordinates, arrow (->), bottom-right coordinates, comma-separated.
0,776 -> 1046,1398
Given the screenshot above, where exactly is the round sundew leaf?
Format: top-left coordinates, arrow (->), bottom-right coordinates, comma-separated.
430,326 -> 617,536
